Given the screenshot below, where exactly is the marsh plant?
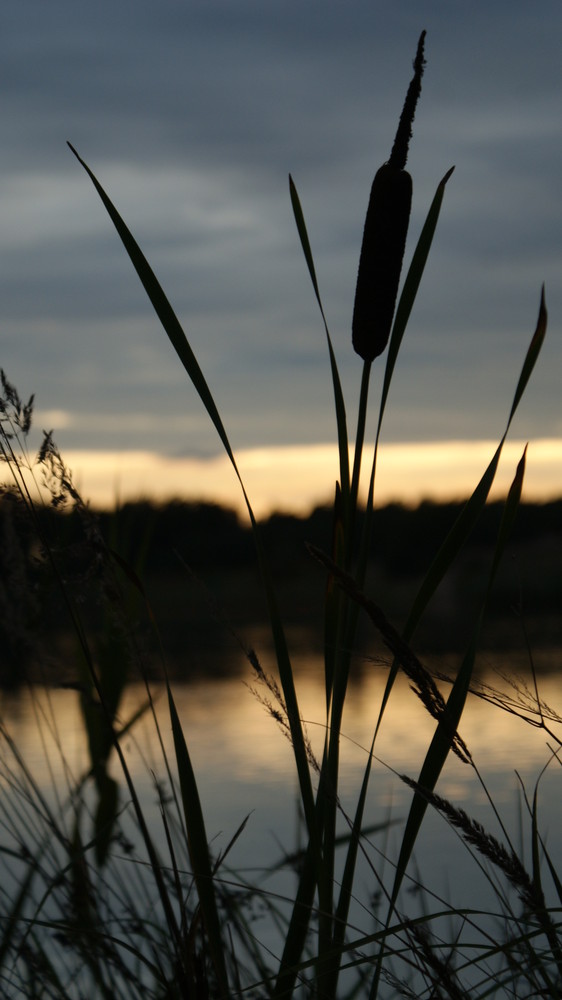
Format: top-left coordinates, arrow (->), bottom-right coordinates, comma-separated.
1,30 -> 560,1000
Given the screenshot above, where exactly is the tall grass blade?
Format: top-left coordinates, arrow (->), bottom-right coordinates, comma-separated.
530,786 -> 562,983
372,289 -> 547,752
378,166 -> 455,429
542,844 -> 562,909
272,841 -> 318,999
68,823 -> 114,1000
167,683 -> 230,997
93,772 -> 118,867
67,143 -> 234,465
388,449 -> 528,914
531,786 -> 544,908
403,287 -> 546,644
323,482 -> 346,715
330,748 -> 378,999
75,683 -> 190,993
508,285 -> 547,424
288,174 -> 323,314
289,174 -> 350,507
0,850 -> 42,971
69,143 -> 319,861
368,446 -> 529,999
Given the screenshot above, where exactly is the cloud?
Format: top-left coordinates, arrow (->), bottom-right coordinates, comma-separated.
1,2 -> 560,489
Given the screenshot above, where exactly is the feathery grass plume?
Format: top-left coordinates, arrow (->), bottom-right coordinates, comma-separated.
248,648 -> 320,774
400,776 -> 541,913
0,369 -> 34,437
405,920 -> 466,1000
352,30 -> 426,361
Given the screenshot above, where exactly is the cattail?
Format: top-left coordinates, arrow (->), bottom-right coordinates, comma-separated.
352,30 -> 426,362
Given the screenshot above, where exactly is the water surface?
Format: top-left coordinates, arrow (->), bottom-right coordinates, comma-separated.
1,647 -> 561,992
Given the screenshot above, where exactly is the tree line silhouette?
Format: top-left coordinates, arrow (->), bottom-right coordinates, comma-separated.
1,495 -> 561,686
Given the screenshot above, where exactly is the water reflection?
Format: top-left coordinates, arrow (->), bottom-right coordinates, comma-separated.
1,648 -> 561,994
2,651 -> 560,866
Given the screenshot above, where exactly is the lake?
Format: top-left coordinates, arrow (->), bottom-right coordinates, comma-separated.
1,643 -> 561,995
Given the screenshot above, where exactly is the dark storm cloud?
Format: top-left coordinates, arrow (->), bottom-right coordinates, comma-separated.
0,1 -> 560,461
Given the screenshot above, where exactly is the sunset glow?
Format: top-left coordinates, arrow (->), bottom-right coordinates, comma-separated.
61,438 -> 562,517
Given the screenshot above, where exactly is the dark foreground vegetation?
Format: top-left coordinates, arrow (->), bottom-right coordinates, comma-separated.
1,30 -> 561,999
1,494 -> 561,687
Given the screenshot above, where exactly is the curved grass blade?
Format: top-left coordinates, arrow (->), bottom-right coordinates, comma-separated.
67,143 -> 234,466
541,841 -> 562,909
404,287 -> 546,643
508,285 -> 547,424
385,449 -> 528,928
378,166 -> 455,429
93,771 -> 118,867
69,144 -> 318,855
369,446 -> 530,998
68,822 -> 116,1000
272,840 -> 320,999
289,174 -> 350,507
0,849 -> 42,971
530,786 -> 562,981
288,174 -> 323,314
167,684 -> 230,997
373,289 -> 547,750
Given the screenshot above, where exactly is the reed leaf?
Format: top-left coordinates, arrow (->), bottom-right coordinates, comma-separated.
272,840 -> 319,999
403,286 -> 546,645
93,771 -> 118,867
69,143 -> 319,862
378,165 -> 455,430
67,143 -> 234,469
542,844 -> 562,909
368,444 -> 530,999
289,174 -> 350,510
386,447 -> 528,927
530,786 -> 562,983
508,285 -> 547,424
373,289 -> 547,756
0,849 -> 42,971
167,683 -> 230,997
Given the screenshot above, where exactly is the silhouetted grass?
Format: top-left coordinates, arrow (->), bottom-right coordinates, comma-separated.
1,29 -> 559,1000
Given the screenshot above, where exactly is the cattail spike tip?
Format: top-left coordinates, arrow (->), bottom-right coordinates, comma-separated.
389,30 -> 426,171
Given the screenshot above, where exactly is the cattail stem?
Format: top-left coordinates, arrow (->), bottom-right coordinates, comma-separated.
348,360 -> 371,552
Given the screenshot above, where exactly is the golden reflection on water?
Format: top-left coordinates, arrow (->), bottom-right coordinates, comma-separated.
1,654 -> 560,920
2,655 -> 559,813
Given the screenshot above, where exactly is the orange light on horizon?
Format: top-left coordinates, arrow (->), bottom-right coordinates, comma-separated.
51,438 -> 562,517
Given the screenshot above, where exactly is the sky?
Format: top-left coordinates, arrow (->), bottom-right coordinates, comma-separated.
1,2 -> 561,516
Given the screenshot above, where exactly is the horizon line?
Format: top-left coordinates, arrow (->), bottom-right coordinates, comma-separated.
35,437 -> 562,519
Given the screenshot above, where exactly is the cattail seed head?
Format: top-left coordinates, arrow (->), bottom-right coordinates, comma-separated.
352,31 -> 426,362
352,165 -> 412,361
